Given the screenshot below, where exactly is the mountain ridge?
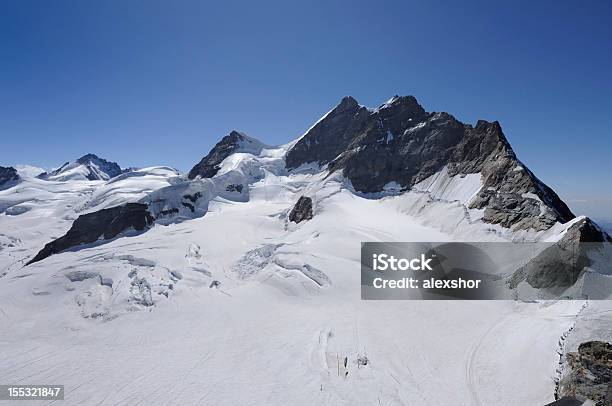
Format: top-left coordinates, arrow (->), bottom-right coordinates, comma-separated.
284,95 -> 574,231
9,94 -> 611,267
38,153 -> 125,181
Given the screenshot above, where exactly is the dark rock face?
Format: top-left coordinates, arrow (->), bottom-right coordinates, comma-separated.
559,341 -> 612,406
188,131 -> 257,179
0,166 -> 19,186
180,192 -> 203,212
28,203 -> 154,265
286,96 -> 373,169
226,184 -> 243,193
182,202 -> 195,212
183,192 -> 202,203
158,207 -> 179,218
289,196 -> 313,223
330,111 -> 464,194
567,217 -> 612,244
460,122 -> 574,231
287,95 -> 575,231
509,218 -> 612,290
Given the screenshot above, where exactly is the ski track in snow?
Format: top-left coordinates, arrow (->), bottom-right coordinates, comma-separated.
465,314 -> 508,406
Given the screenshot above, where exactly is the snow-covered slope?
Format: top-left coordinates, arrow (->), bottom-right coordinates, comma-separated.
13,164 -> 45,178
0,166 -> 179,274
0,96 -> 610,405
38,153 -> 125,181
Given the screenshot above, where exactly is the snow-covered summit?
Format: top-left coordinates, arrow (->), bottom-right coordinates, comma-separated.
38,153 -> 125,181
188,130 -> 267,179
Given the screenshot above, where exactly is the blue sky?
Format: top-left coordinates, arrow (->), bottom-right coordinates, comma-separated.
1,0 -> 611,220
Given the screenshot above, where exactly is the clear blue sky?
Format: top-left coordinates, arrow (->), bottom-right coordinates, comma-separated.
1,0 -> 611,220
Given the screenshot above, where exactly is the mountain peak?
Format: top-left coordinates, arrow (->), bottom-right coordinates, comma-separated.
286,94 -> 427,170
39,154 -> 123,182
286,94 -> 576,231
379,95 -> 420,109
0,165 -> 20,187
227,130 -> 244,140
187,131 -> 266,180
76,153 -> 102,164
337,95 -> 359,110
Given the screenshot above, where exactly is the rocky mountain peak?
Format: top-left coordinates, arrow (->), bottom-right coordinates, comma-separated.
180,94 -> 597,234
225,130 -> 246,143
38,154 -> 123,181
188,130 -> 265,180
337,95 -> 359,110
285,96 -> 371,169
0,166 -> 20,187
76,153 -> 102,164
378,95 -> 424,114
287,95 -> 577,231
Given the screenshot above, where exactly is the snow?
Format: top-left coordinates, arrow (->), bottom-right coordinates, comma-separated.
83,166 -> 181,212
0,143 -> 610,405
0,167 -> 179,274
233,131 -> 268,155
386,130 -> 394,143
404,120 -> 427,134
43,162 -> 96,181
383,181 -> 402,193
412,166 -> 483,207
0,177 -> 101,274
13,164 -> 46,178
378,95 -> 400,110
40,156 -> 123,182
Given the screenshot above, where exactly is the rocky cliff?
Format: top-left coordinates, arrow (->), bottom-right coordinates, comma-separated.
559,341 -> 612,406
287,95 -> 575,231
188,131 -> 265,179
28,203 -> 154,264
0,166 -> 19,187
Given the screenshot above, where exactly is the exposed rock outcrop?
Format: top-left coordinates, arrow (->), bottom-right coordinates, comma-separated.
188,131 -> 264,179
0,166 -> 20,186
289,196 -> 313,223
286,96 -> 373,169
558,341 -> 612,406
287,95 -> 575,231
509,218 -> 612,291
226,184 -> 243,193
28,203 -> 154,264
